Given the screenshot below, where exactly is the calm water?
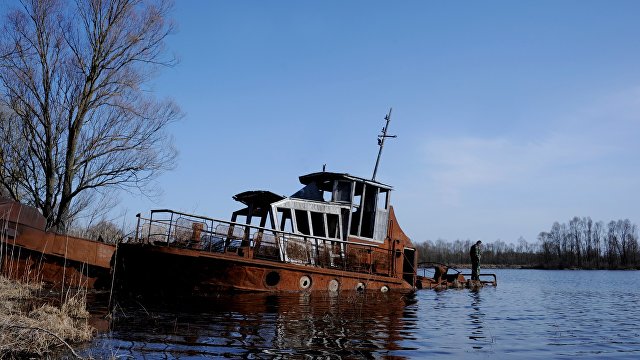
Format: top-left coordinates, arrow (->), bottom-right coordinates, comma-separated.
80,270 -> 640,359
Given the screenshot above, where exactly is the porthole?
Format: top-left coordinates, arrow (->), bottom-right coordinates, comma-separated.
380,285 -> 389,293
299,275 -> 312,289
265,271 -> 280,287
328,279 -> 339,292
355,282 -> 365,291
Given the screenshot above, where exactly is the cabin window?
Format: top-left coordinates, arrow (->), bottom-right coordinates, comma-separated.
323,189 -> 332,202
327,213 -> 340,239
295,209 -> 311,235
310,212 -> 326,237
360,185 -> 377,238
347,184 -> 385,239
349,192 -> 362,236
334,181 -> 352,203
378,189 -> 389,210
277,208 -> 294,233
341,208 -> 350,240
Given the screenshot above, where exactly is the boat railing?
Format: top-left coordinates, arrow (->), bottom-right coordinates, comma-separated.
133,209 -> 395,277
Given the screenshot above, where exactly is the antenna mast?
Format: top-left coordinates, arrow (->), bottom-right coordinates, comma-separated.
372,108 -> 396,181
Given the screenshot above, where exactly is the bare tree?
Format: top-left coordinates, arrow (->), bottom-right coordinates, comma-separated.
0,0 -> 181,231
592,220 -> 603,268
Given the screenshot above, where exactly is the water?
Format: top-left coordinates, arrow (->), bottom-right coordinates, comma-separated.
80,270 -> 640,359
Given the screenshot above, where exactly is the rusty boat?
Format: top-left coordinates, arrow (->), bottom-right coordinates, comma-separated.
117,171 -> 422,294
117,172 -> 496,295
116,110 -> 495,295
0,198 -> 116,289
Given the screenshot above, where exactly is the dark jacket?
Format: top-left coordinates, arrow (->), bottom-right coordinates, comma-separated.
470,244 -> 481,262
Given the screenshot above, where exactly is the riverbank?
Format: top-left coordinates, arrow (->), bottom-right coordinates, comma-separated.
446,263 -> 639,270
444,263 -> 536,270
0,276 -> 93,358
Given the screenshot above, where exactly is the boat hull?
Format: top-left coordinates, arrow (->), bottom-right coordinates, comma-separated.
115,243 -> 413,296
1,198 -> 116,289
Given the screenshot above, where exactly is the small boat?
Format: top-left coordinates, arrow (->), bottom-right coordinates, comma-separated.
0,198 -> 116,289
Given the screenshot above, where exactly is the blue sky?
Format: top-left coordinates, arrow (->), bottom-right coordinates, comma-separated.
121,0 -> 640,245
8,1 -> 640,244
128,0 -> 640,245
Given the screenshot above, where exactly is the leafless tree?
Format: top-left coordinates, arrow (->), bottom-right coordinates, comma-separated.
0,0 -> 181,231
592,220 -> 603,268
419,217 -> 640,270
83,219 -> 126,243
569,216 -> 582,266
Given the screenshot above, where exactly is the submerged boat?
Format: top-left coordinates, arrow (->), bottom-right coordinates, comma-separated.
116,111 -> 495,295
117,176 -> 495,295
117,171 -> 419,294
0,198 -> 116,289
116,110 -> 425,294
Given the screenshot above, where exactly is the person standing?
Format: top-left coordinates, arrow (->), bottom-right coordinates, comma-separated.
470,240 -> 482,281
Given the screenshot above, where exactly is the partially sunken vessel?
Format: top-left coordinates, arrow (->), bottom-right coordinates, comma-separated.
117,171 -> 420,294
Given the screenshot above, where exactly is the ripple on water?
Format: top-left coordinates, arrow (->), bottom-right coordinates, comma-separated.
79,270 -> 640,359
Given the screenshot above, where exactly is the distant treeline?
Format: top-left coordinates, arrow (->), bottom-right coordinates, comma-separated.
417,217 -> 640,270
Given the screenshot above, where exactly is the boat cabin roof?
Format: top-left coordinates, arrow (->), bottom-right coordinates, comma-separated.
298,172 -> 393,191
232,190 -> 285,206
231,190 -> 285,217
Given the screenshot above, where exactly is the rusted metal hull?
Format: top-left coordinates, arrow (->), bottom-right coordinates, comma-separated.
0,198 -> 116,289
116,243 -> 413,296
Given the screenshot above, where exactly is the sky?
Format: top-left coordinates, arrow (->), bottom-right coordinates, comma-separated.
7,1 -> 640,244
128,0 -> 640,245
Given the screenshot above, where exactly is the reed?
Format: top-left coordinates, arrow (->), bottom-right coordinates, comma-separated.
0,275 -> 93,359
0,218 -> 94,358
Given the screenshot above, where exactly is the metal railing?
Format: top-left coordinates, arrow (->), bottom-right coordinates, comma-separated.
133,209 -> 395,277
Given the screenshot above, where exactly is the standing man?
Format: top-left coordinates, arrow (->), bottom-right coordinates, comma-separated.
470,240 -> 482,281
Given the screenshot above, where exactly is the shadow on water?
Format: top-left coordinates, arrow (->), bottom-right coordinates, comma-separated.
80,291 -> 419,359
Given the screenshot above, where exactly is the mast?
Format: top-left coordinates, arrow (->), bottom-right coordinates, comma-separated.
372,108 -> 396,181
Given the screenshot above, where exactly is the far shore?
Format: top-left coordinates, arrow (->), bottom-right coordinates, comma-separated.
438,264 -> 640,271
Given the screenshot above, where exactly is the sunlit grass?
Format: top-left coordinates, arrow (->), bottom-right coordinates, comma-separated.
0,275 -> 94,358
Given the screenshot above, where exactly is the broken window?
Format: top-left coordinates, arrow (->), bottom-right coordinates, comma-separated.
310,212 -> 326,237
277,208 -> 294,233
350,190 -> 362,236
295,209 -> 311,235
360,185 -> 377,238
334,181 -> 352,203
327,213 -> 340,239
378,189 -> 389,210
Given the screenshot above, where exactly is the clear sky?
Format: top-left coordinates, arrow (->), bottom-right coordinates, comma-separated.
10,1 -> 640,244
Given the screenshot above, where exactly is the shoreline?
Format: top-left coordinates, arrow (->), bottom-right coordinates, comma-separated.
0,276 -> 93,358
443,263 -> 640,271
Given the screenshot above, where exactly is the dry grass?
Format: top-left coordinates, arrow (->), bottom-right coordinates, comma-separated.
0,276 -> 93,359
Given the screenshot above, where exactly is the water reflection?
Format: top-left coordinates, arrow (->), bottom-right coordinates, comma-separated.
468,290 -> 489,349
84,291 -> 418,359
78,270 -> 640,359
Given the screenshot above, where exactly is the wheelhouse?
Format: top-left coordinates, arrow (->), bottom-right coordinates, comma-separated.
230,172 -> 392,244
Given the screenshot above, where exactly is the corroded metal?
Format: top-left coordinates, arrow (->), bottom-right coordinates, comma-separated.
416,262 -> 498,290
0,198 -> 116,289
117,171 -> 422,295
117,207 -> 415,294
